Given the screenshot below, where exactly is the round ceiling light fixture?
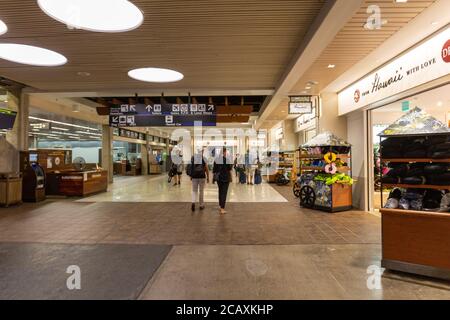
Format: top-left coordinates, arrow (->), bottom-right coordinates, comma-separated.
0,20 -> 7,36
128,68 -> 184,83
37,0 -> 144,33
0,44 -> 67,66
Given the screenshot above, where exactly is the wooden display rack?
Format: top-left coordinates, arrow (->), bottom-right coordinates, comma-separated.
296,151 -> 353,213
379,133 -> 450,280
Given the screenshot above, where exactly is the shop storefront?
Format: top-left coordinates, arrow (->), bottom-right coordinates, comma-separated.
338,26 -> 450,212
337,26 -> 450,280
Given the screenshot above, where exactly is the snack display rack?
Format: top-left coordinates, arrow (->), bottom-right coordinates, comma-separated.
295,132 -> 353,213
379,108 -> 450,280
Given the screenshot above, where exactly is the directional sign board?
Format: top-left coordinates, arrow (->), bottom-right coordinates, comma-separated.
109,114 -> 217,127
110,103 -> 216,116
109,103 -> 217,127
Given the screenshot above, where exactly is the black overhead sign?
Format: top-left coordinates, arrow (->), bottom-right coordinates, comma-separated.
110,103 -> 216,116
109,103 -> 217,127
109,114 -> 217,127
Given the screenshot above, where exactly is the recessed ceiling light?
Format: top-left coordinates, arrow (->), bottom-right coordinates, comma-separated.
305,86 -> 312,90
437,101 -> 443,107
0,44 -> 67,66
128,67 -> 184,83
38,0 -> 144,33
77,71 -> 91,77
431,21 -> 439,26
394,0 -> 408,3
327,64 -> 336,69
0,20 -> 7,36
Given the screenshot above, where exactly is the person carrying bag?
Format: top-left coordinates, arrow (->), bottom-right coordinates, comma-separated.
188,150 -> 209,211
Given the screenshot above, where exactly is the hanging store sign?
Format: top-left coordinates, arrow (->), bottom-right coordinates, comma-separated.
338,27 -> 450,115
295,108 -> 317,132
110,103 -> 216,116
110,114 -> 217,127
288,96 -> 313,114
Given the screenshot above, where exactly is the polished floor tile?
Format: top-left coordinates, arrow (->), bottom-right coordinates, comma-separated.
78,174 -> 288,203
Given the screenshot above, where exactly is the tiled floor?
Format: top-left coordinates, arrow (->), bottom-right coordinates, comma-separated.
79,175 -> 288,203
0,175 -> 449,299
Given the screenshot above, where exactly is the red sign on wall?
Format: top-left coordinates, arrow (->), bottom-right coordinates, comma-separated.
442,39 -> 450,63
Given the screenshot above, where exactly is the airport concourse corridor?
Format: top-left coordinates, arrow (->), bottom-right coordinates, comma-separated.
1,174 -> 449,300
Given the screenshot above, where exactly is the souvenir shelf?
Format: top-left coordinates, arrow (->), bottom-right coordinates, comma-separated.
295,132 -> 353,213
379,107 -> 450,280
268,151 -> 295,184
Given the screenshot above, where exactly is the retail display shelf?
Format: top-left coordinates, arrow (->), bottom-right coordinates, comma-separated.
301,166 -> 350,171
383,158 -> 450,163
299,154 -> 350,160
382,183 -> 450,190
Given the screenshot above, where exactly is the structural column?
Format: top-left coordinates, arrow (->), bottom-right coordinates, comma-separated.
140,140 -> 149,176
2,89 -> 26,173
101,125 -> 114,184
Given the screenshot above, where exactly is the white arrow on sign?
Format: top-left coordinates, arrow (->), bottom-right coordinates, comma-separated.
208,105 -> 214,111
112,116 -> 119,122
146,105 -> 152,112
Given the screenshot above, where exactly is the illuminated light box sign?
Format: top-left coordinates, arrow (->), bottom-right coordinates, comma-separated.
110,114 -> 217,127
110,103 -> 216,116
289,96 -> 312,114
0,108 -> 17,130
338,27 -> 450,115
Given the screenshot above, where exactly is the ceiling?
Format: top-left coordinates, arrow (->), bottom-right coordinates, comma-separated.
261,0 -> 438,128
0,0 -> 326,92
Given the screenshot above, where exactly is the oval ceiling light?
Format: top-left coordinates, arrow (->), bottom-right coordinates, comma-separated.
0,20 -> 7,35
128,68 -> 184,83
37,0 -> 144,33
0,44 -> 67,66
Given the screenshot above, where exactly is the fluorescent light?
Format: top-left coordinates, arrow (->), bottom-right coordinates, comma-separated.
29,116 -> 100,131
0,44 -> 67,66
395,0 -> 408,3
38,0 -> 144,33
128,67 -> 184,83
327,64 -> 336,69
0,20 -> 7,36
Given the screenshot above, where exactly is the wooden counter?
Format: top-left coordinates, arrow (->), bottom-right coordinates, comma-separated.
381,208 -> 450,280
46,170 -> 108,197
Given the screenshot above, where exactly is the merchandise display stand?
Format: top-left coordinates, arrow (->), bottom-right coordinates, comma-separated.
379,108 -> 450,280
295,132 -> 353,213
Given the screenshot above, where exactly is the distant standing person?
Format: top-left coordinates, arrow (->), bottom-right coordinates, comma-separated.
213,147 -> 233,215
190,150 -> 209,211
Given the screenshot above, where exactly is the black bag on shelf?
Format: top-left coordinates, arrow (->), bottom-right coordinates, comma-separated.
402,176 -> 426,185
422,189 -> 444,211
388,188 -> 403,200
381,147 -> 404,158
431,150 -> 450,159
403,164 -> 425,177
424,163 -> 449,174
426,173 -> 450,186
386,164 -> 408,177
382,176 -> 401,184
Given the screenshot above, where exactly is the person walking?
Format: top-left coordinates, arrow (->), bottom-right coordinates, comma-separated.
213,147 -> 233,215
173,154 -> 184,186
190,150 -> 209,211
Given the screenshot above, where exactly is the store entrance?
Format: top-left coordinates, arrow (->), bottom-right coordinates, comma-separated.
368,84 -> 450,212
